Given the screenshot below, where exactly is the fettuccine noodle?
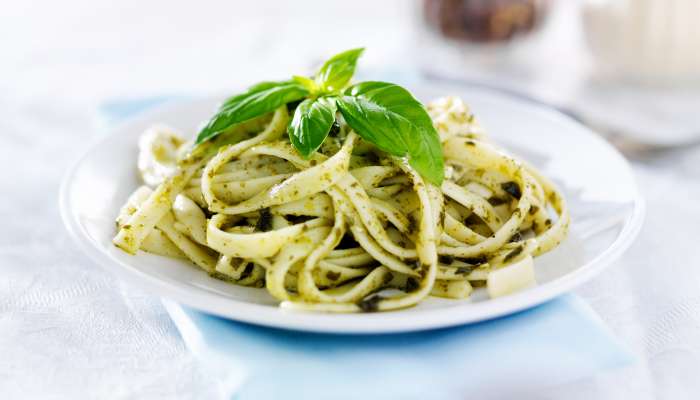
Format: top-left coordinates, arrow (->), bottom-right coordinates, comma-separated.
113,96 -> 569,312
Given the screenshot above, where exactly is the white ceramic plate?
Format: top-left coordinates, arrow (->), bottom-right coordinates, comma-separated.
60,84 -> 644,333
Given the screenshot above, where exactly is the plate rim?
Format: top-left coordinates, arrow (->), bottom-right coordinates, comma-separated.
59,89 -> 646,334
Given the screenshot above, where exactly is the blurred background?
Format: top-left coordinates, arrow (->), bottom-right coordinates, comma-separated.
1,0 -> 699,399
3,0 -> 698,148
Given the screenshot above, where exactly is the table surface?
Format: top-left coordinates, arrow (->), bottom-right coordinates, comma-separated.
1,1 -> 698,399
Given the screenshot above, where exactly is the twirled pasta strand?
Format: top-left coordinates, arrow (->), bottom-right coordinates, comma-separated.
113,97 -> 570,312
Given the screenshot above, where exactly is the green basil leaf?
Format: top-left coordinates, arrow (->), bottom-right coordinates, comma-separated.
195,80 -> 308,145
336,81 -> 444,185
315,48 -> 364,92
288,97 -> 337,158
292,75 -> 319,94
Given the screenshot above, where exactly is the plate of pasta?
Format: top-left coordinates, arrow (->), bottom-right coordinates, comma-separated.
60,50 -> 643,333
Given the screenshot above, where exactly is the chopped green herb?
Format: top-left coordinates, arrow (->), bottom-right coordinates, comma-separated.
501,181 -> 522,199
438,255 -> 455,265
358,295 -> 383,312
456,265 -> 477,275
504,246 -> 523,262
460,256 -> 487,265
255,208 -> 272,232
326,271 -> 341,281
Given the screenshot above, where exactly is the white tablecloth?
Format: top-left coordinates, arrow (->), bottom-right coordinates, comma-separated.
1,1 -> 698,398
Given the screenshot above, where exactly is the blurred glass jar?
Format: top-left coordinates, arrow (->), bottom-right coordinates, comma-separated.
584,0 -> 700,85
415,0 -> 552,82
422,0 -> 548,43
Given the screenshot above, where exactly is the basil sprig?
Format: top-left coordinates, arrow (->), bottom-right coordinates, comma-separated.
337,82 -> 444,185
195,81 -> 309,144
288,97 -> 338,158
314,48 -> 365,92
194,48 -> 444,185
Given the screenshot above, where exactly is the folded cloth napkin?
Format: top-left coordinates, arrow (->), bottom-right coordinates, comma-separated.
101,96 -> 633,400
163,296 -> 632,400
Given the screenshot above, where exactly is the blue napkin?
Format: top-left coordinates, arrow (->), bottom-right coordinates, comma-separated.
102,96 -> 634,400
163,296 -> 631,400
